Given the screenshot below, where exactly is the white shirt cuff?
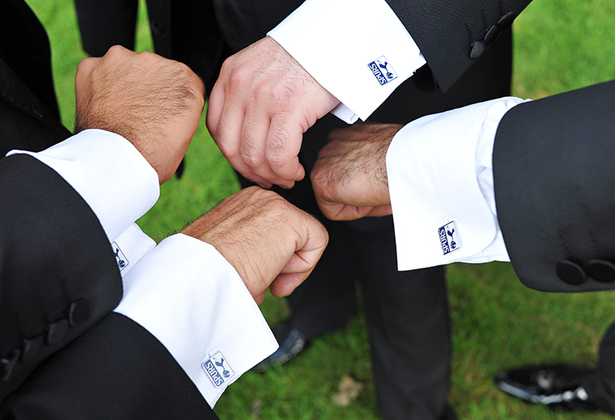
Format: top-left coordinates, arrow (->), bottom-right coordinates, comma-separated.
387,97 -> 528,270
7,129 -> 160,243
114,234 -> 278,408
111,223 -> 156,277
268,0 -> 425,123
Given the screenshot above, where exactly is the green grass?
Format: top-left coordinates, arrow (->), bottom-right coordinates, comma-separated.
25,0 -> 615,418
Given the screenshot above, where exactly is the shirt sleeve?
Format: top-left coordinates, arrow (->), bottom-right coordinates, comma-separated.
386,97 -> 531,271
268,0 -> 425,123
7,129 -> 160,243
114,234 -> 278,408
8,130 -> 277,408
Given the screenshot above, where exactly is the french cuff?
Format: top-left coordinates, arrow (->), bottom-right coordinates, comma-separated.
114,234 -> 278,408
387,98 -> 523,271
268,0 -> 423,122
7,129 -> 160,243
111,223 -> 156,277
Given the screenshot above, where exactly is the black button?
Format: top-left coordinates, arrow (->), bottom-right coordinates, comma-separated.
1,349 -> 22,382
497,12 -> 515,29
46,319 -> 69,345
587,259 -> 615,283
68,299 -> 91,326
484,25 -> 500,44
22,335 -> 44,362
556,260 -> 587,285
470,40 -> 486,59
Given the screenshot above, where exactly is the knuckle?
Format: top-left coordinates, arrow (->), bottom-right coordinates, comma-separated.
229,67 -> 249,88
171,60 -> 191,77
105,45 -> 126,58
76,57 -> 95,75
219,56 -> 236,75
265,152 -> 288,169
241,152 -> 264,169
269,87 -> 295,108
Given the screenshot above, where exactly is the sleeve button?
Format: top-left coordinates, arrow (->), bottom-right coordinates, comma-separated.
68,299 -> 91,327
587,259 -> 615,283
46,319 -> 69,345
555,259 -> 587,285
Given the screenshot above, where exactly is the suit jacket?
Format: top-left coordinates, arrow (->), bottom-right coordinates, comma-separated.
74,0 -> 527,97
385,0 -> 532,91
0,1 -> 217,418
493,80 -> 615,293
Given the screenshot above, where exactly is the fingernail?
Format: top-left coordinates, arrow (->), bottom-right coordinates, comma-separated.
256,182 -> 272,189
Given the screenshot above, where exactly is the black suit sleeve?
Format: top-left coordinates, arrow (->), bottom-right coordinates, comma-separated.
0,154 -> 123,403
2,313 -> 217,420
493,80 -> 615,292
385,0 -> 531,91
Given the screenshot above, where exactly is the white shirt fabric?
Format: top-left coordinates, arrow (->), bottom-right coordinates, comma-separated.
269,0 -> 425,124
7,129 -> 278,408
386,97 -> 531,271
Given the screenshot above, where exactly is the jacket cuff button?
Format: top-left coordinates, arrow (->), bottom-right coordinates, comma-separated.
556,259 -> 587,285
22,335 -> 45,362
484,25 -> 500,44
497,12 -> 515,29
1,349 -> 22,382
587,259 -> 615,283
470,40 -> 486,59
46,319 -> 69,345
68,299 -> 91,327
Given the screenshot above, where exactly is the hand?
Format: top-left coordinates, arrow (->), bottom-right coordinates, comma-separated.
74,45 -> 205,184
207,36 -> 340,189
311,123 -> 402,220
181,186 -> 328,303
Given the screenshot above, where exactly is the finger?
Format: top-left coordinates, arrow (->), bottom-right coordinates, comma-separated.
266,114 -> 306,187
367,205 -> 393,217
254,290 -> 267,305
206,78 -> 224,139
335,206 -> 375,221
210,96 -> 274,186
239,108 -> 278,188
269,272 -> 311,298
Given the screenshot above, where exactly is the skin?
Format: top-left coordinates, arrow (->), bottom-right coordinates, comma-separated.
181,187 -> 329,304
311,122 -> 402,220
207,37 -> 339,189
74,46 -> 327,304
74,45 -> 205,184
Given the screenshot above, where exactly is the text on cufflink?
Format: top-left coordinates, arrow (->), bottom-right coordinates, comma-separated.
202,351 -> 234,388
439,221 -> 460,255
368,56 -> 398,86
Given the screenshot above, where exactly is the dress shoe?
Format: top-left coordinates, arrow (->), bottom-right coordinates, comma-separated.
494,365 -> 612,413
252,322 -> 309,373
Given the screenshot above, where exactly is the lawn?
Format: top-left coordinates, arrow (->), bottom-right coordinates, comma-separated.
25,0 -> 615,418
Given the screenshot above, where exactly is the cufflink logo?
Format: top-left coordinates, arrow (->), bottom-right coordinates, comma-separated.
438,221 -> 460,255
111,242 -> 129,271
202,352 -> 234,388
368,56 -> 398,86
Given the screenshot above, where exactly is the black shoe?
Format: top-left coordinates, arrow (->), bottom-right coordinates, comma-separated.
494,365 -> 608,413
252,322 -> 309,373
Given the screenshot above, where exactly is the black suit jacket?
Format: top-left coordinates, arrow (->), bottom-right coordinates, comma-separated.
386,0 -> 531,91
494,80 -> 615,293
74,0 -> 527,96
0,1 -> 217,418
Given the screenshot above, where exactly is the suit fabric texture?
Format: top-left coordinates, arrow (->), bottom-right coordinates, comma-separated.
492,80 -> 615,413
136,1 -> 512,419
70,0 -> 615,418
0,1 -> 219,418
